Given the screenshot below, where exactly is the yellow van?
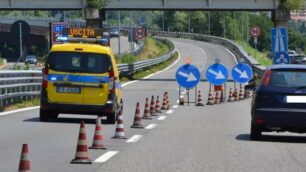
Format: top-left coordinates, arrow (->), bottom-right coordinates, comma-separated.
40,35 -> 122,124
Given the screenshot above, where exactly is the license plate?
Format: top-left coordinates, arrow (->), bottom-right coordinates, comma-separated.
287,96 -> 306,103
57,86 -> 80,94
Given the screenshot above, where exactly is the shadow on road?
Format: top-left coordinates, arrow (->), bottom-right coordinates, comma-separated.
24,117 -> 97,124
236,134 -> 306,144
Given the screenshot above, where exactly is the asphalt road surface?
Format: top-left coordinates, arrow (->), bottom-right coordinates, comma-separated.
1,38 -> 306,172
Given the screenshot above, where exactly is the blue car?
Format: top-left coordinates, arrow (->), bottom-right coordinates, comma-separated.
251,64 -> 306,140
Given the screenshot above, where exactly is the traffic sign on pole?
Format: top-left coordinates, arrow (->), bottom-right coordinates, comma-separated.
231,63 -> 253,84
175,64 -> 201,89
273,52 -> 290,64
206,63 -> 228,85
134,27 -> 145,40
51,22 -> 68,45
271,27 -> 288,53
250,26 -> 261,38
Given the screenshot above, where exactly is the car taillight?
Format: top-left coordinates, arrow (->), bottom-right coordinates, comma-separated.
261,69 -> 271,86
109,69 -> 115,93
256,119 -> 264,126
42,67 -> 49,89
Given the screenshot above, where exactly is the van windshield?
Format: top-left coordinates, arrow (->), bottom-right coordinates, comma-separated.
48,52 -> 111,73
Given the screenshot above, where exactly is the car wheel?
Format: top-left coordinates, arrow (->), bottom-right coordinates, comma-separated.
39,109 -> 49,122
250,121 -> 262,140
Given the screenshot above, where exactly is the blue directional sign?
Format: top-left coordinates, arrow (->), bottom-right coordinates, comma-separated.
51,22 -> 68,45
271,27 -> 288,53
273,51 -> 290,64
175,64 -> 201,89
140,17 -> 145,26
206,63 -> 228,85
231,63 -> 253,84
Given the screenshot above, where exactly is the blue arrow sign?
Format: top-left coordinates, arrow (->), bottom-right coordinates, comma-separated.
206,63 -> 228,85
271,27 -> 288,53
175,64 -> 201,89
231,63 -> 253,84
273,52 -> 290,64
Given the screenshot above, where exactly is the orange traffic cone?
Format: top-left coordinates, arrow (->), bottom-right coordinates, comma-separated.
155,96 -> 162,113
112,106 -> 127,139
90,117 -> 106,149
150,96 -> 157,116
206,90 -> 214,105
165,92 -> 170,110
131,102 -> 144,128
71,121 -> 92,164
161,92 -> 166,110
196,90 -> 204,106
228,88 -> 234,102
214,91 -> 221,104
234,88 -> 239,101
142,97 -> 152,120
18,144 -> 31,172
239,87 -> 244,100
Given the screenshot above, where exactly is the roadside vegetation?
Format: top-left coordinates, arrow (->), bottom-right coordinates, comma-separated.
2,98 -> 40,112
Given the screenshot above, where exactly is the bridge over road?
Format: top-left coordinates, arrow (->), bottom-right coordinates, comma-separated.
0,0 -> 277,10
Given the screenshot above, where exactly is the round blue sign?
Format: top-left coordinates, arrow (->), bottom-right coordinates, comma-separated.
205,63 -> 228,85
175,64 -> 201,89
273,52 -> 290,64
231,63 -> 253,84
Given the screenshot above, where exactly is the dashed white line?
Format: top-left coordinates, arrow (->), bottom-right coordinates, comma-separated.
145,124 -> 158,129
166,110 -> 174,114
158,116 -> 167,120
94,151 -> 118,163
126,135 -> 143,143
172,105 -> 178,109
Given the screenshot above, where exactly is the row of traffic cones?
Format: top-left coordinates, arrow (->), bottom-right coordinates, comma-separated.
17,92 -> 172,169
131,92 -> 170,128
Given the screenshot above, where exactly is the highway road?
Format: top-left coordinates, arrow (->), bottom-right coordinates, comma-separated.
1,38 -> 306,172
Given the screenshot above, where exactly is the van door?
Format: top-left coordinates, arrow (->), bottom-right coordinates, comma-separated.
47,52 -> 84,104
82,53 -> 110,105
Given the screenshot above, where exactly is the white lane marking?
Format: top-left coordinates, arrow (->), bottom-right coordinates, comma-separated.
94,151 -> 119,163
166,110 -> 174,114
0,106 -> 40,117
158,116 -> 167,120
172,105 -> 178,109
145,124 -> 158,129
120,49 -> 181,87
126,135 -> 143,143
143,49 -> 181,79
224,47 -> 238,64
194,46 -> 208,71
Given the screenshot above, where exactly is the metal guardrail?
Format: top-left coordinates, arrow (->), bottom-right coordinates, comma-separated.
0,38 -> 176,109
149,30 -> 266,76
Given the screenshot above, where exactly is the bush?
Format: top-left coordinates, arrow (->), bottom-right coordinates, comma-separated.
120,54 -> 137,64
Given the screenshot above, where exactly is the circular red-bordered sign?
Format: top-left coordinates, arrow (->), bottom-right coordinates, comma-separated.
250,26 -> 261,38
135,28 -> 145,40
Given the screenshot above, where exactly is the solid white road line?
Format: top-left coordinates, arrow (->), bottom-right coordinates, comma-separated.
158,116 -> 167,120
172,105 -> 178,109
166,110 -> 174,114
126,135 -> 143,143
94,151 -> 119,163
145,124 -> 158,129
0,106 -> 40,117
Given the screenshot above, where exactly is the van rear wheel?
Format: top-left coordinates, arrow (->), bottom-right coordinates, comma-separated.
39,109 -> 49,122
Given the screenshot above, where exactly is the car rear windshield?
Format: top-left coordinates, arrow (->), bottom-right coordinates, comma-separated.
270,69 -> 306,88
48,52 -> 111,73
